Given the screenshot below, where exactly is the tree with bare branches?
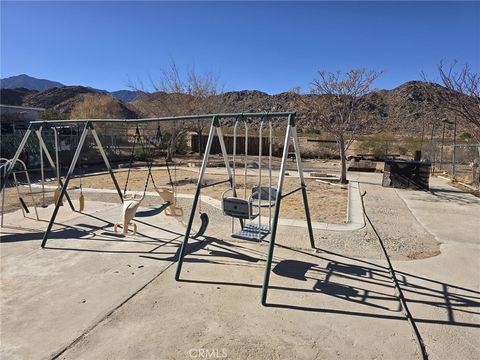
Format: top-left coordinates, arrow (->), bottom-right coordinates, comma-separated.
436,61 -> 480,141
131,62 -> 223,160
307,69 -> 383,183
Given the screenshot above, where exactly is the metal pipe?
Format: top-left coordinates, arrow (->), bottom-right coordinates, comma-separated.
216,127 -> 233,181
91,127 -> 123,202
35,130 -> 75,210
175,117 -> 217,280
54,128 -> 61,192
430,123 -> 436,175
261,120 -> 293,305
0,128 -> 31,194
258,119 -> 263,228
232,120 -> 238,233
244,120 -> 248,199
440,122 -> 446,171
201,179 -> 231,189
39,128 -> 46,207
292,126 -> 315,249
12,172 -> 26,217
281,185 -> 304,198
24,161 -> 40,220
41,122 -> 90,248
30,112 -> 295,126
452,119 -> 457,176
269,120 -> 272,230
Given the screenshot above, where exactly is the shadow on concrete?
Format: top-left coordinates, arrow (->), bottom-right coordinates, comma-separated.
427,187 -> 479,205
174,237 -> 480,329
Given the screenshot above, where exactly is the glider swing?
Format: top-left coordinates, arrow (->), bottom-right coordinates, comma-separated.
175,112 -> 315,306
222,115 -> 276,241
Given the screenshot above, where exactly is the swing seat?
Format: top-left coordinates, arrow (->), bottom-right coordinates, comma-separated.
222,197 -> 258,220
136,202 -> 170,217
222,188 -> 259,220
231,224 -> 270,241
190,212 -> 209,238
114,198 -> 142,235
251,186 -> 277,207
155,187 -> 183,217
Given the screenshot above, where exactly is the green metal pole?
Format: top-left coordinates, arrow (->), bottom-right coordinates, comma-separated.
175,117 -> 217,280
291,125 -> 315,249
261,117 -> 293,305
41,122 -> 89,248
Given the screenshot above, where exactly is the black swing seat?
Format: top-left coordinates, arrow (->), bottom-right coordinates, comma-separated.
251,186 -> 277,207
222,196 -> 258,220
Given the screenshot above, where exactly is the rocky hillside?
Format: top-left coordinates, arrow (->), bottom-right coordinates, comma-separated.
1,81 -> 472,135
131,81 -> 465,134
1,86 -> 137,118
0,88 -> 37,106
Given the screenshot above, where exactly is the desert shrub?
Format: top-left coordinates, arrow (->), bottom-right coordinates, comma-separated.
176,134 -> 188,155
70,94 -> 127,120
358,135 -> 389,159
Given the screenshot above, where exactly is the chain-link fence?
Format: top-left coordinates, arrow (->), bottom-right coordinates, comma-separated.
425,142 -> 480,182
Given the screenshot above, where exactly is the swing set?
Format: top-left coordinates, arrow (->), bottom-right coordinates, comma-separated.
2,112 -> 314,304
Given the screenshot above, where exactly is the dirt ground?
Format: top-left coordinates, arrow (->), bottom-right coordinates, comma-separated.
34,167 -> 349,224
0,187 -> 54,215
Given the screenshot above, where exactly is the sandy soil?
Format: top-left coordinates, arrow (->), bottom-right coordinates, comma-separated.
0,187 -> 54,215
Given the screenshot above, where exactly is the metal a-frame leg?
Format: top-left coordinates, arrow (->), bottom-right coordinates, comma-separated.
1,128 -> 32,226
175,117 -> 217,280
90,127 -> 123,202
292,128 -> 315,249
261,120 -> 292,305
261,115 -> 315,305
0,127 -> 32,193
41,122 -> 89,248
35,129 -> 76,211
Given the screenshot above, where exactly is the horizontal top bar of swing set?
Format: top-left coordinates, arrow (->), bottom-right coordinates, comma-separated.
29,112 -> 296,126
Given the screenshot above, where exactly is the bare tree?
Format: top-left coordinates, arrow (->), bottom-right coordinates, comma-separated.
131,61 -> 223,160
307,69 -> 383,183
436,61 -> 480,141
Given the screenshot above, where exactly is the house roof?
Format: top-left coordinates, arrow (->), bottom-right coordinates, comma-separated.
0,104 -> 45,112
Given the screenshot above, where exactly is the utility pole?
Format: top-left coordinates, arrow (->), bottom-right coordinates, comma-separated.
430,123 -> 436,175
452,118 -> 457,176
440,119 -> 453,171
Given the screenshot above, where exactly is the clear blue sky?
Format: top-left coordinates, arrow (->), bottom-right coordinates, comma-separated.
1,1 -> 479,94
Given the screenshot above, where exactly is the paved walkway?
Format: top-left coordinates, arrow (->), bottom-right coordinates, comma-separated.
390,176 -> 480,360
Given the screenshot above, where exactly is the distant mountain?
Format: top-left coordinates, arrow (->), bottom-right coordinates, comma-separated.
0,74 -> 147,103
0,74 -> 64,91
110,90 -> 148,103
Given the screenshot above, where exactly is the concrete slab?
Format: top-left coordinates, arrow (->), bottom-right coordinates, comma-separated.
1,202 -> 188,360
55,241 -> 421,360
390,176 -> 480,360
1,174 -> 478,359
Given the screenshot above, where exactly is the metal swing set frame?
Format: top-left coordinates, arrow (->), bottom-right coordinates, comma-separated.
1,111 -> 314,305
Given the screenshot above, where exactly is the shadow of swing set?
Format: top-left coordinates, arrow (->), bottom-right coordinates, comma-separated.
1,112 -> 315,305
